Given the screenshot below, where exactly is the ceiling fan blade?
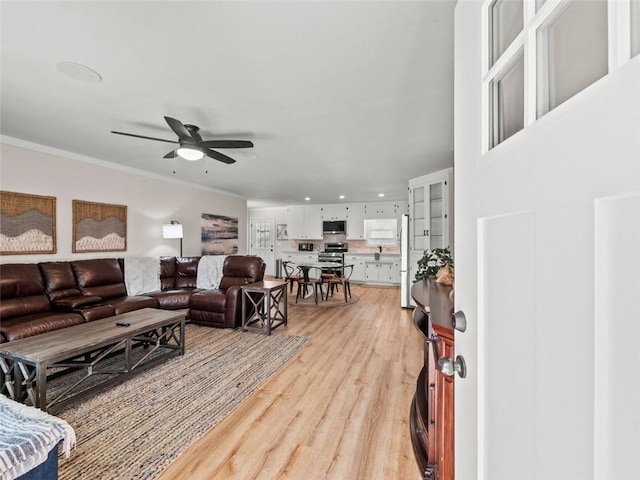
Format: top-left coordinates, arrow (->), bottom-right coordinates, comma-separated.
163,149 -> 178,158
199,140 -> 254,149
205,148 -> 236,164
111,131 -> 178,144
164,116 -> 194,142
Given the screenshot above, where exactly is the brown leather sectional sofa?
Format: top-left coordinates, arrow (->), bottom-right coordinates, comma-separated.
0,255 -> 265,343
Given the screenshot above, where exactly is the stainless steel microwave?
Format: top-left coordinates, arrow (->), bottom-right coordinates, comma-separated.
322,220 -> 346,234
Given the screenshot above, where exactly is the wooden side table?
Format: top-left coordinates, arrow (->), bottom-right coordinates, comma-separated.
241,280 -> 287,335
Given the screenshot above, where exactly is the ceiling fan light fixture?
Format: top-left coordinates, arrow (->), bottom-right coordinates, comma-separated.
176,146 -> 204,161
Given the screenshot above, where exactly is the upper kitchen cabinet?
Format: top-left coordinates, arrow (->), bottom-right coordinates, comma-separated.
364,201 -> 406,219
345,203 -> 365,240
320,204 -> 347,220
286,205 -> 323,239
408,168 -> 454,255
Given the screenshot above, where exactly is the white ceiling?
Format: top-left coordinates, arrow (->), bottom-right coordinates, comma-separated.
0,1 -> 455,207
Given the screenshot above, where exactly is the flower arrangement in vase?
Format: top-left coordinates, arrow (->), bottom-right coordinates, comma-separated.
414,247 -> 454,284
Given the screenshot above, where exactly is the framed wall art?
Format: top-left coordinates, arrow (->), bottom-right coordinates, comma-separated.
72,200 -> 127,253
276,224 -> 288,240
201,213 -> 238,255
0,191 -> 56,255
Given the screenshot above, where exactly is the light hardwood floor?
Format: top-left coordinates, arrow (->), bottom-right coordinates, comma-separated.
159,283 -> 422,480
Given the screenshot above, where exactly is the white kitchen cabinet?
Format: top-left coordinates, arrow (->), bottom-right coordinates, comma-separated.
391,259 -> 401,284
320,204 -> 347,220
286,207 -> 305,240
344,254 -> 366,282
364,201 -> 399,219
345,203 -> 366,240
365,262 -> 393,283
408,168 -> 454,255
286,205 -> 323,239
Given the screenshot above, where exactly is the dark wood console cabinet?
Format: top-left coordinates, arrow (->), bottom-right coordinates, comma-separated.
410,278 -> 454,480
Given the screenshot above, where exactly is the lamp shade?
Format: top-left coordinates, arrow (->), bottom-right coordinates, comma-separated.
162,223 -> 183,239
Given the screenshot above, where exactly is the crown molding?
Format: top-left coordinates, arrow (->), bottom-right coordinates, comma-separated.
0,135 -> 247,201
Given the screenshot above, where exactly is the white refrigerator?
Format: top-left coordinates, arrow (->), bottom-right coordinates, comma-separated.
400,214 -> 412,307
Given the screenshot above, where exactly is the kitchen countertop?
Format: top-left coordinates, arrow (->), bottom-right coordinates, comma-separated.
282,251 -> 400,256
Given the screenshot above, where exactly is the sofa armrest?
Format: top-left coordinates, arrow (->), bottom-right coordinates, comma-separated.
224,286 -> 243,328
52,295 -> 102,310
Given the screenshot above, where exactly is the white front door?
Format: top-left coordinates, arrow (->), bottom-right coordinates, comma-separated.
250,217 -> 276,277
455,2 -> 640,479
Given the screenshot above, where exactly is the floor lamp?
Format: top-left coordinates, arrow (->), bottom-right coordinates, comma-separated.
162,220 -> 183,257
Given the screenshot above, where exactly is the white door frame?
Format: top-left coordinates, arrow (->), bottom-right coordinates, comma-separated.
249,216 -> 276,277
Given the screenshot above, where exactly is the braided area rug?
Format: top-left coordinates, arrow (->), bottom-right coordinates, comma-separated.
53,324 -> 308,480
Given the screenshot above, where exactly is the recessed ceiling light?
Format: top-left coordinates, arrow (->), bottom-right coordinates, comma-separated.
378,193 -> 385,197
339,195 -> 345,199
305,197 -> 311,201
55,61 -> 102,83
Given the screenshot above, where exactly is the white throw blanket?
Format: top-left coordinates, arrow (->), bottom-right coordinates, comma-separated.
0,395 -> 76,479
196,255 -> 227,289
124,257 -> 161,295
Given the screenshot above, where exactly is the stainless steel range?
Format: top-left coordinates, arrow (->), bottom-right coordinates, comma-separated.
318,243 -> 348,271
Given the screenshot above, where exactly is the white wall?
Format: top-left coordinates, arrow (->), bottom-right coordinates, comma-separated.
0,141 -> 248,263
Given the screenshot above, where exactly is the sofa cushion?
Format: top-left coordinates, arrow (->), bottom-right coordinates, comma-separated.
149,290 -> 195,310
218,256 -> 264,290
77,304 -> 116,322
38,262 -> 81,301
71,259 -> 127,299
105,296 -> 159,315
0,264 -> 51,321
0,311 -> 85,343
52,296 -> 102,309
0,277 -> 17,298
176,257 -> 199,289
159,257 -> 177,290
189,290 -> 226,313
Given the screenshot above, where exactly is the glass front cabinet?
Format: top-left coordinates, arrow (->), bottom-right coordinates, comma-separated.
408,168 -> 454,257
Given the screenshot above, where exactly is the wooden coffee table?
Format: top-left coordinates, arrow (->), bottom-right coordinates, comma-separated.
0,308 -> 185,413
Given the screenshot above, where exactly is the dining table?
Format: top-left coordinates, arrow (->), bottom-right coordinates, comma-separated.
294,261 -> 343,283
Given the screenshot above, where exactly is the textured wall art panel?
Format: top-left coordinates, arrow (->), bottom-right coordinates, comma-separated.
0,191 -> 56,254
201,213 -> 238,255
72,200 -> 127,253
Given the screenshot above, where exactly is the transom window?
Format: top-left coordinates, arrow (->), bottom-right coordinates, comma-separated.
483,0 -> 638,151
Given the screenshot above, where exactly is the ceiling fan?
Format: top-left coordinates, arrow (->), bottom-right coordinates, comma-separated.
111,116 -> 253,165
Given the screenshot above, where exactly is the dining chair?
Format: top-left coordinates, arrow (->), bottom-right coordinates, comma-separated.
282,261 -> 302,293
295,266 -> 325,305
325,264 -> 353,303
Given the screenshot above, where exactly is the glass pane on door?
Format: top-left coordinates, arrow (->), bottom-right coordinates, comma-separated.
254,222 -> 272,248
429,182 -> 445,249
537,0 -> 608,117
489,0 -> 523,67
490,53 -> 525,149
412,186 -> 426,252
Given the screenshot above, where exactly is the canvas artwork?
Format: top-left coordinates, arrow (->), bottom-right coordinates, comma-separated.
0,191 -> 56,255
201,213 -> 238,255
72,200 -> 127,253
276,224 -> 288,240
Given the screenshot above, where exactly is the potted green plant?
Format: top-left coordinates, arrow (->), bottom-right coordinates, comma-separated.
414,247 -> 454,283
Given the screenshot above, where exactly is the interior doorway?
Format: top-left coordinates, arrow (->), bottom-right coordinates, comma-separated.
250,217 -> 276,277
